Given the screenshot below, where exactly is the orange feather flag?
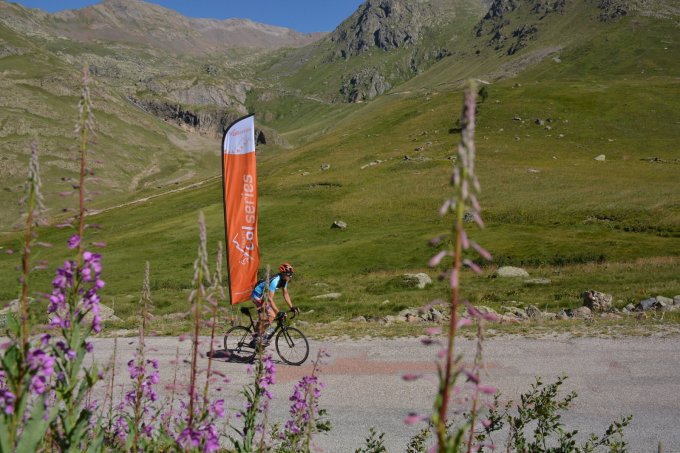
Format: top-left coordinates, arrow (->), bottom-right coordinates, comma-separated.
222,115 -> 259,304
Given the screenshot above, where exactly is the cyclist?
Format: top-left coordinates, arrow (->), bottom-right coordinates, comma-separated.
250,263 -> 299,345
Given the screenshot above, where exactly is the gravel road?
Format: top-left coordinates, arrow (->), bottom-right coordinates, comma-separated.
91,334 -> 680,452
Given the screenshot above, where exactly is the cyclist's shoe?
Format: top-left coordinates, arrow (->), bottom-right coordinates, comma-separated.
248,335 -> 270,348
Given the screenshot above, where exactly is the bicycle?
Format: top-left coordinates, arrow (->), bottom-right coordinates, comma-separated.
223,306 -> 310,366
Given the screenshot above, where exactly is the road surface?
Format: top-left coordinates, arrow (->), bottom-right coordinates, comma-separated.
91,333 -> 680,452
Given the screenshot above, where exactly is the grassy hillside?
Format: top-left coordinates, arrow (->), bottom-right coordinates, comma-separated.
0,1 -> 679,330
0,21 -> 227,231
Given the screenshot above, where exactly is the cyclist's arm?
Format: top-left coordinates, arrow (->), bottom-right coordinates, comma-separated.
268,291 -> 279,314
282,287 -> 293,310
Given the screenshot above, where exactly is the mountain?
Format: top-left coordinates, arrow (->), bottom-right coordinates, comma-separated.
0,0 -> 327,230
0,0 -> 679,319
0,0 -> 325,54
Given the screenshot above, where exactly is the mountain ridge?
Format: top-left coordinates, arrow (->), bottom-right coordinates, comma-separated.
1,0 -> 679,234
0,0 -> 326,54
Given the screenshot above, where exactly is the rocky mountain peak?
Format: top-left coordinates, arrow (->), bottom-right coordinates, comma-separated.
330,0 -> 438,58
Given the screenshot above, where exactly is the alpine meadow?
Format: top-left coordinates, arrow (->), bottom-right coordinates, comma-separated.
1,0 -> 678,329
0,0 -> 679,450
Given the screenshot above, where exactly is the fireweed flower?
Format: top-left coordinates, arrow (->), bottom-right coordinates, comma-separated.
124,356 -> 160,405
26,348 -> 55,395
63,250 -> 104,332
67,234 -> 80,249
0,389 -> 15,414
209,399 -> 225,418
0,372 -> 15,415
259,355 -> 276,400
284,374 -> 323,435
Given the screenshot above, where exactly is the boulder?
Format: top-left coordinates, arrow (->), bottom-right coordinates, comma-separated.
0,299 -> 21,316
398,308 -> 418,318
320,163 -> 331,171
429,308 -> 444,323
312,293 -> 342,300
331,220 -> 347,229
567,306 -> 592,318
84,303 -> 121,324
625,303 -> 636,312
525,305 -> 543,319
502,306 -> 527,319
498,314 -> 522,323
674,295 -> 680,306
525,278 -> 551,285
476,306 -> 498,316
160,312 -> 190,321
0,300 -> 21,327
543,312 -> 558,321
405,313 -> 420,323
656,296 -> 674,306
638,298 -> 657,311
582,290 -> 613,312
495,266 -> 530,278
401,273 -> 432,289
350,316 -> 367,323
594,154 -> 606,161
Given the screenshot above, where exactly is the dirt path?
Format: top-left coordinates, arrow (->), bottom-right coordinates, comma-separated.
90,334 -> 680,452
87,175 -> 220,217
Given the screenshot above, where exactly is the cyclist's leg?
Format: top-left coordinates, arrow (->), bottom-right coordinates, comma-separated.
252,297 -> 266,334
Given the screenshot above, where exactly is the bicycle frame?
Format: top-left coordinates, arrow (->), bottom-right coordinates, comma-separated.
229,306 -> 309,365
239,306 -> 297,337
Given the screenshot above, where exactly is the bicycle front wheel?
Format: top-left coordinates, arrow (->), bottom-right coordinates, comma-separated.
275,326 -> 309,366
224,326 -> 256,362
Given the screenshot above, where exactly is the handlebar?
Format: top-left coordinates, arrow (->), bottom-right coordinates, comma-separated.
276,310 -> 299,322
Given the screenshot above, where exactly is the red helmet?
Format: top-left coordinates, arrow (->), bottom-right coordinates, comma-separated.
279,263 -> 294,275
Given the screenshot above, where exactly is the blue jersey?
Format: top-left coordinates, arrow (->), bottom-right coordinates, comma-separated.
251,274 -> 287,300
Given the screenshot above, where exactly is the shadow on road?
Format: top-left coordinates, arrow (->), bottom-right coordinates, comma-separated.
207,348 -> 250,363
207,348 -> 300,366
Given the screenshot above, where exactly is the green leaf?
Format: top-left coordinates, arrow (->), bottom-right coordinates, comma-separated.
16,395 -> 56,453
0,417 -> 12,453
84,424 -> 105,453
64,409 -> 93,453
5,312 -> 20,338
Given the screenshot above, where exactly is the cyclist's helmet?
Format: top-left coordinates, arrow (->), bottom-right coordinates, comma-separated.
279,263 -> 294,276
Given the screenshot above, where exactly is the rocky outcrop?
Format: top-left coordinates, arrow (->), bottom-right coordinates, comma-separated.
127,97 -> 271,143
474,0 -> 569,55
330,0 -> 438,58
341,69 -> 392,102
597,0 -> 629,21
582,290 -> 613,312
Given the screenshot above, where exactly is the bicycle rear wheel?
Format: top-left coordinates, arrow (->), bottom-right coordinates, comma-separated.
275,326 -> 309,365
224,326 -> 256,362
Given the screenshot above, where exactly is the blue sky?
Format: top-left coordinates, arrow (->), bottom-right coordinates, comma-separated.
11,0 -> 365,33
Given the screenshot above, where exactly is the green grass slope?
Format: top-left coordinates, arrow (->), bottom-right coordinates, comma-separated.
0,0 -> 678,328
0,22 -> 220,231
